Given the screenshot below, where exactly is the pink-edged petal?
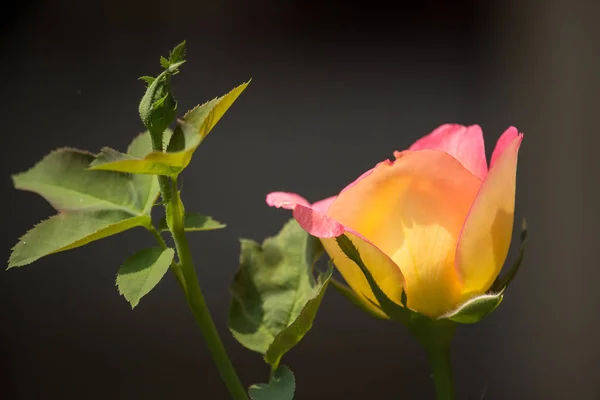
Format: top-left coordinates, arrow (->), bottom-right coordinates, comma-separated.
266,191 -> 405,311
293,204 -> 345,238
490,126 -> 520,168
408,124 -> 487,181
340,167 -> 376,194
455,133 -> 523,297
327,149 -> 481,317
266,192 -> 310,210
311,195 -> 337,213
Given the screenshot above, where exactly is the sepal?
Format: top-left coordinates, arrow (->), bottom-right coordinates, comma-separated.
489,218 -> 527,293
335,216 -> 527,326
440,292 -> 503,324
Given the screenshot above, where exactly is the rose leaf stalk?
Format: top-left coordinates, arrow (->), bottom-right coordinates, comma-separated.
165,176 -> 248,400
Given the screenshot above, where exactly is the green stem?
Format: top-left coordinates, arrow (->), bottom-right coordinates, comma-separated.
167,178 -> 248,400
426,346 -> 455,400
409,319 -> 456,400
147,225 -> 186,292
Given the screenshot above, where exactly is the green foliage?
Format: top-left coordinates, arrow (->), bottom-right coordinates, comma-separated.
89,81 -> 250,177
248,366 -> 295,400
116,247 -> 175,308
158,212 -> 226,232
91,148 -> 182,176
8,211 -> 150,268
229,219 -> 332,369
13,149 -> 154,215
8,129 -> 175,268
126,129 -> 174,158
8,42 -> 252,399
265,265 -> 331,368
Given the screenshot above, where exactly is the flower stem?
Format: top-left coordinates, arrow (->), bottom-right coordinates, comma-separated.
409,319 -> 456,400
426,346 -> 455,400
145,224 -> 186,292
167,178 -> 248,400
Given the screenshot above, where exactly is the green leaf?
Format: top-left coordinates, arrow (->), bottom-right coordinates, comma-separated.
90,81 -> 250,176
265,264 -> 332,367
126,129 -> 174,159
158,212 -> 226,232
440,293 -> 504,324
335,234 -> 413,323
8,211 -> 150,268
248,365 -> 295,400
229,219 -> 330,367
116,247 -> 175,308
126,129 -> 174,213
90,148 -> 182,176
12,149 -> 153,215
490,218 -> 528,293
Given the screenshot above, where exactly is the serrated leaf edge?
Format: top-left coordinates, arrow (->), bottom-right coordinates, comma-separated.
7,213 -> 151,269
12,148 -> 146,216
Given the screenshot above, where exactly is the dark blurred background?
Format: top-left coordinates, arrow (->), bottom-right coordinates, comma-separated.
1,0 -> 598,399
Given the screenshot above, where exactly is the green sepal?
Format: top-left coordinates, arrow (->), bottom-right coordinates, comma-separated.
138,42 -> 187,147
8,211 -> 151,268
337,215 -> 528,325
116,247 -> 175,308
90,82 -> 249,177
439,217 -> 527,324
166,41 -> 186,67
158,212 -> 226,232
159,57 -> 170,69
139,76 -> 155,85
139,73 -> 178,148
440,292 -> 504,324
335,234 -> 414,324
335,234 -> 457,354
166,125 -> 185,152
329,274 -> 387,320
248,365 -> 295,400
489,218 -> 528,293
229,219 -> 331,369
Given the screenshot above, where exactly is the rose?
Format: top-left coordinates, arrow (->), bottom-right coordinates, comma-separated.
266,124 -> 523,318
